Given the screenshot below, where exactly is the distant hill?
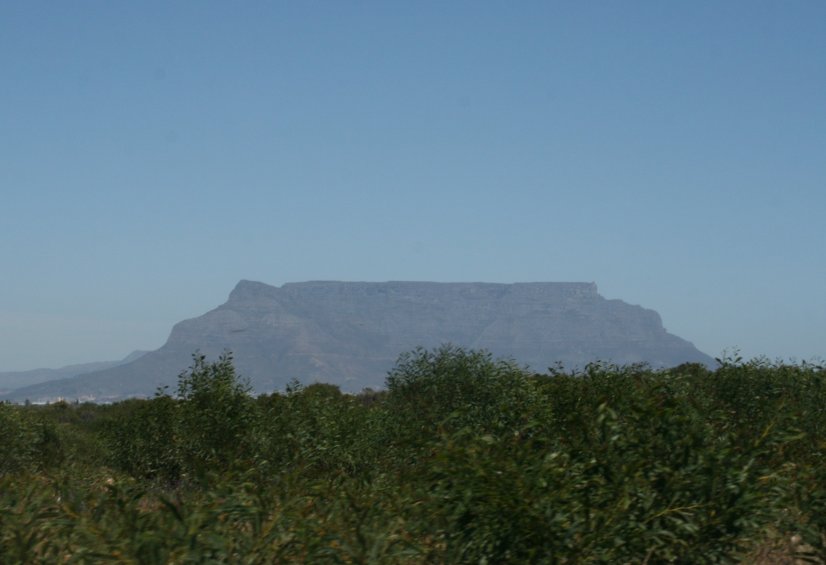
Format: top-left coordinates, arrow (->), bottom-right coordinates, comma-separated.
1,280 -> 714,403
0,351 -> 147,398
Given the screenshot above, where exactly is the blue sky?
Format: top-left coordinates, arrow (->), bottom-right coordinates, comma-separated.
1,1 -> 824,371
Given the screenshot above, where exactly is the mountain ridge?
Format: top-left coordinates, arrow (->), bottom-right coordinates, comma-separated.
0,351 -> 148,397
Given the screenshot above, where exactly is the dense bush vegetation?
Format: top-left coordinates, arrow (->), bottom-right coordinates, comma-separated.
2,346 -> 825,563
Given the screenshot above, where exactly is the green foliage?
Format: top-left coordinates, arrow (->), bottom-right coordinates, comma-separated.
175,352 -> 255,478
0,403 -> 43,474
2,346 -> 826,562
422,382 -> 783,563
106,396 -> 181,483
385,344 -> 541,442
0,403 -> 64,474
254,381 -> 382,479
104,352 -> 257,484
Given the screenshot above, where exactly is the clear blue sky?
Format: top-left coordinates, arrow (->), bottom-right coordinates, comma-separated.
2,1 -> 824,371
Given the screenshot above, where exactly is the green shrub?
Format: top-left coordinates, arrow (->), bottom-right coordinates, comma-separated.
3,349 -> 826,562
0,403 -> 64,474
106,396 -> 181,483
0,404 -> 41,474
384,345 -> 542,444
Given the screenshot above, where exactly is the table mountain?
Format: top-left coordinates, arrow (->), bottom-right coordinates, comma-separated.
3,280 -> 714,402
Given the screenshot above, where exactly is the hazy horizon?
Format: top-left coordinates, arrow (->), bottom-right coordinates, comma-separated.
2,2 -> 824,371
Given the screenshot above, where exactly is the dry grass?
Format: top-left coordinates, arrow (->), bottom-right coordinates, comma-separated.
747,533 -> 824,565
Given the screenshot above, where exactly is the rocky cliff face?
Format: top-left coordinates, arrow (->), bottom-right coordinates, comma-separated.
3,280 -> 714,402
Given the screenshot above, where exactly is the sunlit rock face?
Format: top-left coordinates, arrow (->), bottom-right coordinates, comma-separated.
3,280 -> 713,402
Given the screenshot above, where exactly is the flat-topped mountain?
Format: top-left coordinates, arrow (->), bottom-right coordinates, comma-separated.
3,280 -> 714,402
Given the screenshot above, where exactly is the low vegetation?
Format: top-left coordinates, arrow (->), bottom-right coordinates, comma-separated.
1,347 -> 825,563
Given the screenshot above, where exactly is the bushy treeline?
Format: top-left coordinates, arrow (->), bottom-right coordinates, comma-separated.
1,347 -> 825,563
